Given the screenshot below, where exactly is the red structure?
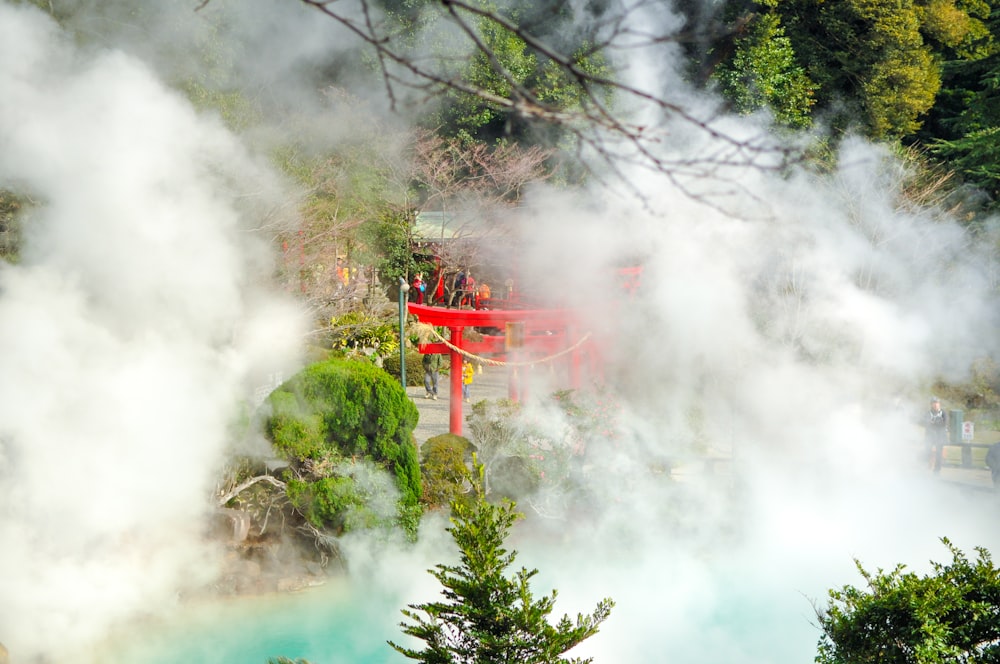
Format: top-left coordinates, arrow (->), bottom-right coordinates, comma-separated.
407,303 -> 593,435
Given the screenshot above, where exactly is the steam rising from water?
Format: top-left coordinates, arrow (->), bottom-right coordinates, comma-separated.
0,3 -> 304,660
1,1 -> 999,662
496,134 -> 1000,661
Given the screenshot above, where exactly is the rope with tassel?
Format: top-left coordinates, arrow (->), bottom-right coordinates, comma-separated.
413,322 -> 591,368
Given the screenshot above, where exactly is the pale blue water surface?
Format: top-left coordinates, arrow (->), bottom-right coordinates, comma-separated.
103,578 -> 402,664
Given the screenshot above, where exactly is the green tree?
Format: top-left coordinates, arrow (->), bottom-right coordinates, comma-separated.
379,0 -> 611,146
924,2 -> 999,139
929,127 -> 1000,205
389,482 -> 614,663
816,538 -> 1000,664
436,15 -> 610,145
358,207 -> 417,289
712,13 -> 816,129
923,3 -> 1000,208
773,0 -> 991,139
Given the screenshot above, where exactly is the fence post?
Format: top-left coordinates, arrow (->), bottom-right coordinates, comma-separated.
398,277 -> 410,389
950,409 -> 969,467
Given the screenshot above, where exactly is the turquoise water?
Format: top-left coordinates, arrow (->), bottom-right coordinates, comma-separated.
104,579 -> 402,664
90,547 -> 836,664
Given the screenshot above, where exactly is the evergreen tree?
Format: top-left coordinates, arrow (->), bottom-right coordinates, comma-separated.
923,3 -> 1000,209
711,13 -> 816,129
389,477 -> 614,663
432,8 -> 610,146
767,0 -> 990,139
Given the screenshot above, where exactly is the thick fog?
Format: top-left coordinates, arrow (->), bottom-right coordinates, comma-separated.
1,0 -> 999,663
0,3 -> 306,661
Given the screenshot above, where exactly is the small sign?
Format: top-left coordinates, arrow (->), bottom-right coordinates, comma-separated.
505,321 -> 525,351
962,421 -> 974,441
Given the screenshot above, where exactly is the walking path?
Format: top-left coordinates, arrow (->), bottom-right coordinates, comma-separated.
938,465 -> 994,491
407,364 -> 510,446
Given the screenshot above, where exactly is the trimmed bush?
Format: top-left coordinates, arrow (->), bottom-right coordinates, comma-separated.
383,348 -> 424,386
421,433 -> 475,508
266,358 -> 421,513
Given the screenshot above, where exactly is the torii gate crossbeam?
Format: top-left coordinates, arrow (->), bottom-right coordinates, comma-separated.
407,303 -> 587,435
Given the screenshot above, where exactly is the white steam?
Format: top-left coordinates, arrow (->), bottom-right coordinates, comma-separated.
496,79 -> 1000,664
0,3 -> 304,660
2,0 -> 1000,663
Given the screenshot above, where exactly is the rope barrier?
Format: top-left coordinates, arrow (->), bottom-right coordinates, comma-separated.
413,322 -> 591,368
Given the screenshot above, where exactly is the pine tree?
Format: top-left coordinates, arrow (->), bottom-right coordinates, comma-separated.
389,480 -> 613,664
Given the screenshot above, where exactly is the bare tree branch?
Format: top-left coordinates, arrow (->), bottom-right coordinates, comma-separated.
217,474 -> 288,506
294,0 -> 800,205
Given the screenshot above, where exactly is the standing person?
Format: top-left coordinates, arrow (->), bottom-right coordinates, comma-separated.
412,273 -> 425,304
452,270 -> 466,307
462,272 -> 476,307
433,270 -> 445,305
462,272 -> 479,307
476,281 -> 491,309
986,443 -> 1000,491
925,396 -> 949,472
462,360 -> 474,403
422,353 -> 441,400
336,258 -> 349,287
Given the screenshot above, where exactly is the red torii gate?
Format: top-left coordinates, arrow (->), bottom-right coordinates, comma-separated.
407,303 -> 592,435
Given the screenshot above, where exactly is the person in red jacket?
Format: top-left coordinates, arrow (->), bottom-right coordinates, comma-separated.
411,273 -> 425,304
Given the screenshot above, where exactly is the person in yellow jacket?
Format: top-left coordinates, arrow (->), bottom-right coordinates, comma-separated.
462,360 -> 474,402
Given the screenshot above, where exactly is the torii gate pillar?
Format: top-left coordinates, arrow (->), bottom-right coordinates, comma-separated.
448,326 -> 464,435
407,303 -> 595,437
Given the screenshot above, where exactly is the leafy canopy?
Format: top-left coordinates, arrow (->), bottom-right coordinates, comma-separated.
712,13 -> 816,129
409,1 -> 611,145
746,0 -> 992,139
817,538 -> 1000,664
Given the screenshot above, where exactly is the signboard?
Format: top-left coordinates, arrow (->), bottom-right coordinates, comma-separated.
962,421 -> 974,441
505,321 -> 525,351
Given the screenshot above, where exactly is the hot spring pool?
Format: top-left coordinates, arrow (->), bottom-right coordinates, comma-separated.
101,579 -> 403,664
95,555 -> 827,664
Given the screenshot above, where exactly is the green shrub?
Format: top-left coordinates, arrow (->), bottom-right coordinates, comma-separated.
817,539 -> 1000,664
383,348 -> 424,387
287,476 -> 368,531
420,433 -> 475,508
489,455 -> 541,501
329,311 -> 398,357
266,357 -> 422,532
266,391 -> 325,459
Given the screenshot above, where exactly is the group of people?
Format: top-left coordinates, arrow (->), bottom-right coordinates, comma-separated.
410,270 -> 492,309
453,271 -> 490,308
422,353 -> 475,402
